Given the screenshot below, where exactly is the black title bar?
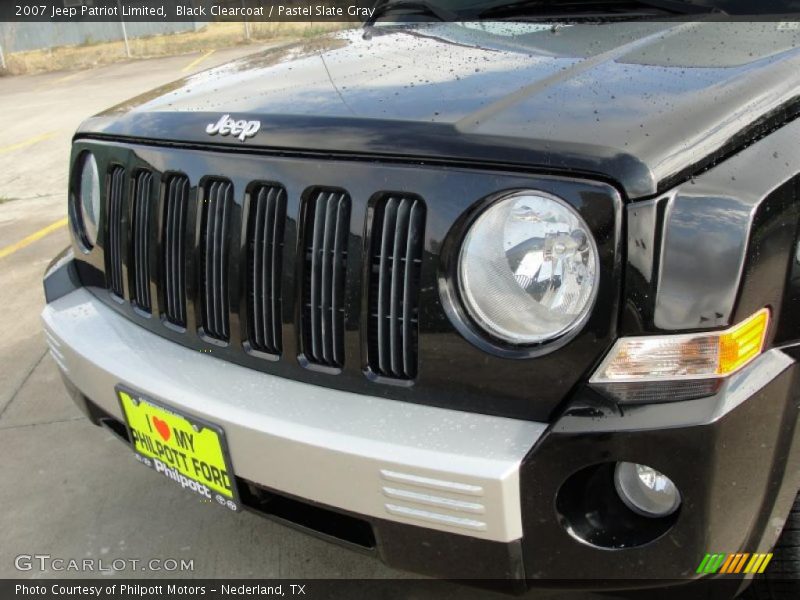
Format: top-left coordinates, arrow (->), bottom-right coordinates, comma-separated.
2,1 -> 800,22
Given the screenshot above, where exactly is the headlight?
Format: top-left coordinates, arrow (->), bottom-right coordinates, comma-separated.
458,191 -> 598,345
73,152 -> 100,249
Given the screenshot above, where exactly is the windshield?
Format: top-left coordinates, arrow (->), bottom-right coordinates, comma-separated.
421,0 -> 800,16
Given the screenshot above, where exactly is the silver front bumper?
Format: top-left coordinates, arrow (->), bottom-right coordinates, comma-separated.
42,288 -> 547,543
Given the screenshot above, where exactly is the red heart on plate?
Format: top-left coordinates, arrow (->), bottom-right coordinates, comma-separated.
152,416 -> 171,442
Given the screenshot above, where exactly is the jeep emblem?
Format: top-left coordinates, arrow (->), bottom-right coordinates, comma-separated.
205,114 -> 261,142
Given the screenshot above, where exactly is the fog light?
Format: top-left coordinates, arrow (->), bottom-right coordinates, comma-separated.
614,462 -> 681,518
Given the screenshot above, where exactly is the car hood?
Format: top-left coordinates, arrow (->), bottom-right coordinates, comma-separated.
80,20 -> 800,199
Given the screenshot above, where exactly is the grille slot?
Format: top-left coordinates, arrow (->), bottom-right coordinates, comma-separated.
106,166 -> 126,298
200,179 -> 233,342
130,170 -> 153,312
368,196 -> 425,380
162,174 -> 189,327
246,184 -> 287,356
301,190 -> 351,369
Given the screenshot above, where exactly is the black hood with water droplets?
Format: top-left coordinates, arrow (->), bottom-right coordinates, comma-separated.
79,20 -> 800,199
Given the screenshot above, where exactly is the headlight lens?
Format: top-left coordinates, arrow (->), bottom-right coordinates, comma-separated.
458,191 -> 598,345
75,152 -> 100,249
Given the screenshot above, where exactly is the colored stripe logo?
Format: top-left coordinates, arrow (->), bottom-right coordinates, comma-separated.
697,553 -> 773,574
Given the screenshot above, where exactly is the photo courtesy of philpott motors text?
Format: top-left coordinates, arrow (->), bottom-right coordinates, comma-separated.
13,583 -> 308,597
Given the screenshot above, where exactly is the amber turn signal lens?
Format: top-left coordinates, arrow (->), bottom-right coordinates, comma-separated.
717,309 -> 769,375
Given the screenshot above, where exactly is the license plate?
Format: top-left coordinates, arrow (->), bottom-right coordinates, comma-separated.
116,385 -> 239,512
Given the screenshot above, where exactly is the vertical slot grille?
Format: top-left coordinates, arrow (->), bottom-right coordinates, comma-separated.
162,174 -> 189,327
200,179 -> 233,342
130,170 -> 153,312
368,196 -> 426,380
106,166 -> 126,298
246,184 -> 287,356
301,190 -> 351,369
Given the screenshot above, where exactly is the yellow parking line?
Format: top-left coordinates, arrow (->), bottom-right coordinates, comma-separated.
182,49 -> 215,73
0,131 -> 58,156
33,71 -> 82,92
54,71 -> 81,84
0,218 -> 68,260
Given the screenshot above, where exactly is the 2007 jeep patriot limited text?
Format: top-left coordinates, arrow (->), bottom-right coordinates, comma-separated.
40,4 -> 800,598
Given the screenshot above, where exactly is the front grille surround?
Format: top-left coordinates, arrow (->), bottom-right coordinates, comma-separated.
71,138 -> 622,423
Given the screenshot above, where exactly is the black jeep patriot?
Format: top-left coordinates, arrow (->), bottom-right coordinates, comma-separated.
42,2 -> 800,598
